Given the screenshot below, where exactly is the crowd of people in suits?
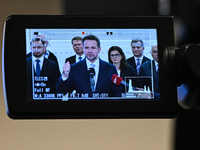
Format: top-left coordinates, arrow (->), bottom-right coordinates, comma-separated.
27,34 -> 159,99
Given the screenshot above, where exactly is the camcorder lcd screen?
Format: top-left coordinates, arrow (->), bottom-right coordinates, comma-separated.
26,28 -> 159,101
3,15 -> 178,119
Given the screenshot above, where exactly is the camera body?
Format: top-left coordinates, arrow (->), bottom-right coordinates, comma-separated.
2,15 -> 178,119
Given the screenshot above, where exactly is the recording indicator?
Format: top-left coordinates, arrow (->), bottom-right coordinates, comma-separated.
82,31 -> 92,35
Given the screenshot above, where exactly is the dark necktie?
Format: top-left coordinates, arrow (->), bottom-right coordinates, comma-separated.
154,64 -> 159,93
136,58 -> 141,75
78,56 -> 82,61
90,64 -> 95,92
156,64 -> 159,72
36,60 -> 40,77
155,64 -> 159,81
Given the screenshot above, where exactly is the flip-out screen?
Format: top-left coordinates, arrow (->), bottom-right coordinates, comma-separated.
3,15 -> 177,119
26,28 -> 159,101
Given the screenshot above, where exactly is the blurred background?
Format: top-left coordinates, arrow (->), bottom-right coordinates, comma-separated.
1,0 -> 200,149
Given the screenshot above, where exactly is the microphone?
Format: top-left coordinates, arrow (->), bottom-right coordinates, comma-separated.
88,68 -> 95,92
111,74 -> 135,90
88,68 -> 95,76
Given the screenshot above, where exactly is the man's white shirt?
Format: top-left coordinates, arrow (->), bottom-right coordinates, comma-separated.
62,57 -> 100,87
32,56 -> 44,72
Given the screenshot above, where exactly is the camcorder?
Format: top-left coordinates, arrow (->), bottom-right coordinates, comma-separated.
3,15 -> 179,119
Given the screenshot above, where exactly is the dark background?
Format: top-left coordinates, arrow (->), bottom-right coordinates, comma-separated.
0,1 -> 174,150
63,0 -> 200,149
1,0 -> 200,149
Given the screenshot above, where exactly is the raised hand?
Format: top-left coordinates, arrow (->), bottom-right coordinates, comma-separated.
62,61 -> 70,78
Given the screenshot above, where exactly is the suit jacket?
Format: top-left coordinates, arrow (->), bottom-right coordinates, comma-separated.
56,58 -> 121,98
120,64 -> 136,93
65,55 -> 76,64
120,64 -> 136,80
27,57 -> 61,99
27,51 -> 61,76
48,51 -> 59,65
138,60 -> 159,94
126,56 -> 150,75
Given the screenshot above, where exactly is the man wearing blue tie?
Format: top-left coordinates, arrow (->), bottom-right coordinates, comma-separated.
65,36 -> 85,64
126,39 -> 150,75
27,38 -> 61,99
56,35 -> 121,98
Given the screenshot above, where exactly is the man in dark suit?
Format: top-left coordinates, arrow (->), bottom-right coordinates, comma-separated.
65,36 -> 85,64
138,45 -> 159,99
27,38 -> 61,99
126,39 -> 150,75
27,35 -> 61,76
56,35 -> 121,98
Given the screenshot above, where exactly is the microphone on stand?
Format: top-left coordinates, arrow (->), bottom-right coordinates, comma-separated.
88,68 -> 95,92
111,74 -> 135,90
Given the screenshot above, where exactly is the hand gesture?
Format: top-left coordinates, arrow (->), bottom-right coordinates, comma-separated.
63,61 -> 70,78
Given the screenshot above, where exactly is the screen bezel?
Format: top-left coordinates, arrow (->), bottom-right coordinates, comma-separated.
3,15 -> 178,119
